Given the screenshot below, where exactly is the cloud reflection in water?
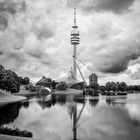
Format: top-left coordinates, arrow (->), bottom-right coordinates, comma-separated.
3,94 -> 140,140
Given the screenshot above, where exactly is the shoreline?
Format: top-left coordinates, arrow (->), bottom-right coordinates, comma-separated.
0,90 -> 26,105
0,134 -> 38,140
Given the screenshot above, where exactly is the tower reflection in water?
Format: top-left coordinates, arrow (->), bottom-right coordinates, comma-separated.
72,103 -> 77,140
36,94 -> 99,140
66,95 -> 78,140
66,95 -> 99,140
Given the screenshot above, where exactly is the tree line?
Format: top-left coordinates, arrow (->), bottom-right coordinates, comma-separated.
98,81 -> 140,92
1,64 -> 140,94
34,76 -> 140,93
73,81 -> 140,93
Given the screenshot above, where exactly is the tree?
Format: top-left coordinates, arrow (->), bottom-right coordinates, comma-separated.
105,82 -> 112,91
110,82 -> 117,91
111,85 -> 117,91
100,86 -> 106,92
22,77 -> 30,85
51,80 -> 57,89
0,65 -> 20,93
89,82 -> 99,90
105,81 -> 128,92
42,78 -> 52,87
56,81 -> 68,90
4,70 -> 20,93
0,65 -> 5,90
126,85 -> 133,91
118,82 -> 127,91
18,76 -> 30,85
18,76 -> 23,84
0,65 -> 4,71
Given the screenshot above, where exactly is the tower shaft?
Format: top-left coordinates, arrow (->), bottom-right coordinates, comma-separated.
73,45 -> 77,79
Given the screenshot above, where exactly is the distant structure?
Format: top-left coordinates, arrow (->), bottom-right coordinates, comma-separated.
70,81 -> 84,90
70,0 -> 80,80
67,70 -> 77,85
89,73 -> 98,85
36,76 -> 52,87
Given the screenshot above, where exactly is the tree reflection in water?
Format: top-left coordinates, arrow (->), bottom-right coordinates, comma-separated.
0,102 -> 22,126
36,94 -> 67,109
54,94 -> 66,105
21,100 -> 29,108
89,99 -> 99,107
37,100 -> 52,109
106,99 -> 115,106
106,99 -> 126,107
1,94 -> 139,140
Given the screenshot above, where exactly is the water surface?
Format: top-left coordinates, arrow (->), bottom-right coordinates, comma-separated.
0,94 -> 140,140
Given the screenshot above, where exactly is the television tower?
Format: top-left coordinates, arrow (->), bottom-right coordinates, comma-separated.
71,0 -> 80,81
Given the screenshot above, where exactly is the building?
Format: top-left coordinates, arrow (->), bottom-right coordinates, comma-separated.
70,82 -> 84,90
89,73 -> 98,85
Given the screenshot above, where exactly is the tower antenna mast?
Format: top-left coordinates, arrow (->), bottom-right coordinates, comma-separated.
74,0 -> 76,26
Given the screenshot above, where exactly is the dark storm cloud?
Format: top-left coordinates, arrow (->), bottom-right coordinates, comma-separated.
35,26 -> 54,40
8,51 -> 25,61
26,45 -> 47,59
0,51 -> 26,71
88,0 -> 135,14
0,0 -> 26,30
67,0 -> 81,8
100,53 -> 139,73
79,12 -> 140,75
101,62 -> 128,73
0,50 -> 3,55
8,52 -> 26,67
32,23 -> 56,40
27,51 -> 42,59
41,60 -> 52,66
0,14 -> 8,30
0,0 -> 26,15
40,59 -> 60,68
67,0 -> 136,14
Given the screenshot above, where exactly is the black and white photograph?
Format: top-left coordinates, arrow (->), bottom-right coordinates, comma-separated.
0,0 -> 140,140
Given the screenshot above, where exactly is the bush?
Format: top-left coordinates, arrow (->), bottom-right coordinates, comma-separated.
56,81 -> 68,90
0,126 -> 33,138
24,84 -> 37,92
19,76 -> 30,85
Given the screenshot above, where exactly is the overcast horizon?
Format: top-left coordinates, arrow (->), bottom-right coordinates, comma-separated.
0,0 -> 140,85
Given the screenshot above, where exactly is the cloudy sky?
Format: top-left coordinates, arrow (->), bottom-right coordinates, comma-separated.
0,0 -> 140,85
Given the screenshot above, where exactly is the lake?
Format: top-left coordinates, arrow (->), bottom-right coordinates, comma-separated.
0,93 -> 140,140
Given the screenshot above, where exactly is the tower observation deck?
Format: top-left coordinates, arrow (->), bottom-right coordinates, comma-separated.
71,0 -> 80,81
